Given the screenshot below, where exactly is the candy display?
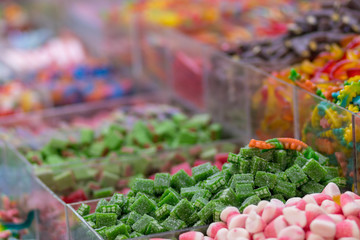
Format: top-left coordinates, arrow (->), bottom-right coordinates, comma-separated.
37,142 -> 238,203
74,138 -> 343,239
178,183 -> 359,240
226,0 -> 360,70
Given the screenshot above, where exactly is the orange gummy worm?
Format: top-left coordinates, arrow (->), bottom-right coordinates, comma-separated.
248,139 -> 275,149
276,138 -> 308,151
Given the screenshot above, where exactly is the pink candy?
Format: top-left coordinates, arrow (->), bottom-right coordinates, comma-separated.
179,183 -> 360,240
179,232 -> 204,240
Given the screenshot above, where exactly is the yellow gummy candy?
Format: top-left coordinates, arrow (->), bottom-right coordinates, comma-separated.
332,195 -> 341,205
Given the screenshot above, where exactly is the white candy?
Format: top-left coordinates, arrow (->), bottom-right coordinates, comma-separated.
283,207 -> 307,228
278,225 -> 305,240
228,214 -> 247,229
245,211 -> 265,234
220,207 -> 240,223
310,215 -> 336,238
226,228 -> 249,240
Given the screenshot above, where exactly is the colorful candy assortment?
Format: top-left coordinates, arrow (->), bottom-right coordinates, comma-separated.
75,138 -> 343,239
0,195 -> 27,239
178,183 -> 359,240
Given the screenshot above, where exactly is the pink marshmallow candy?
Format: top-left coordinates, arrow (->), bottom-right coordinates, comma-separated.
262,203 -> 283,223
310,214 -> 336,238
207,222 -> 227,238
257,200 -> 270,215
336,219 -> 360,239
220,207 -> 239,223
306,231 -> 325,240
245,211 -> 265,234
278,225 -> 305,240
321,199 -> 342,214
311,193 -> 332,205
340,194 -> 360,217
227,228 -> 250,239
215,228 -> 228,240
328,214 -> 345,223
264,216 -> 288,238
243,205 -> 258,214
283,207 -> 307,228
253,232 -> 266,240
179,231 -> 204,240
228,214 -> 248,230
322,183 -> 341,197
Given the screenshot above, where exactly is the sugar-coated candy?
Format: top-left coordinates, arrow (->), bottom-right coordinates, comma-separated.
76,203 -> 90,216
105,223 -> 129,240
171,169 -> 195,191
161,216 -> 186,231
131,178 -> 155,195
98,204 -> 121,215
170,199 -> 195,223
192,163 -> 215,182
254,186 -> 272,199
95,213 -> 117,228
130,195 -> 156,215
255,171 -> 277,189
285,164 -> 308,187
154,173 -> 171,195
274,179 -> 296,199
240,195 -> 261,212
132,214 -> 154,234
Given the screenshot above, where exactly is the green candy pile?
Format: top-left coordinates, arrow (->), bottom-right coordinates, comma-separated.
26,113 -> 222,165
77,143 -> 344,239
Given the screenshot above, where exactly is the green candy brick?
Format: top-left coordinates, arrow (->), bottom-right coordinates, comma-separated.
145,220 -> 165,235
205,174 -> 226,193
181,187 -> 202,200
322,167 -> 340,182
89,142 -> 106,157
95,213 -> 117,228
218,188 -> 237,205
235,183 -> 254,202
315,152 -> 329,166
285,164 -> 309,187
132,214 -> 154,234
105,223 -> 129,240
87,221 -> 96,228
198,200 -> 216,223
239,146 -> 259,159
188,213 -> 200,226
130,195 -> 156,215
267,162 -> 282,173
109,193 -> 125,208
255,171 -> 277,189
302,159 -> 327,182
93,187 -> 114,198
80,128 -> 94,144
95,227 -> 107,238
158,190 -> 180,207
155,204 -> 173,221
251,156 -> 268,174
129,232 -> 143,238
301,181 -> 324,194
193,220 -> 206,227
84,213 -> 96,222
191,189 -> 212,201
98,205 -> 121,215
159,188 -> 181,201
276,172 -> 288,181
200,148 -> 217,160
77,203 -> 90,216
131,178 -> 155,195
274,150 -> 287,170
170,199 -> 195,224
228,153 -> 240,164
213,201 -> 227,222
154,173 -> 171,195
115,235 -> 128,240
230,174 -> 254,189
192,163 -> 215,182
95,199 -> 108,212
254,186 -> 272,199
105,131 -> 123,150
100,171 -> 119,187
54,170 -> 75,192
170,170 -> 195,191
294,156 -> 308,168
126,212 -> 141,226
240,195 -> 261,212
193,198 -> 209,211
274,179 -> 296,199
325,177 -> 346,188
161,216 -> 187,231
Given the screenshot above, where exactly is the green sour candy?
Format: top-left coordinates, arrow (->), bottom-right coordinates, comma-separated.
155,204 -> 173,221
154,173 -> 171,195
115,235 -> 128,240
105,223 -> 129,240
325,177 -> 346,187
181,187 -> 202,200
274,150 -> 287,170
228,153 -> 240,164
95,227 -> 107,238
205,174 -> 226,193
191,189 -> 211,201
94,187 -> 114,199
80,128 -> 94,144
170,170 -> 195,191
131,178 -> 155,195
294,156 -> 308,167
188,213 -> 200,226
218,188 -> 237,205
77,203 -> 90,216
274,179 -> 296,199
170,199 -> 195,224
254,186 -> 271,199
193,198 -> 209,211
130,195 -> 156,215
240,195 -> 261,212
105,131 -> 123,150
132,214 -> 154,234
161,216 -> 187,231
89,142 -> 106,157
285,164 -> 309,187
54,170 -> 75,192
100,171 -> 119,187
145,220 -> 164,235
276,172 -> 288,182
95,199 -> 108,212
301,181 -> 324,194
95,213 -> 117,228
129,232 -> 143,238
267,162 -> 281,173
109,193 -> 125,208
251,156 -> 268,174
322,167 -> 340,182
302,159 -> 327,182
158,189 -> 180,207
235,183 -> 254,202
198,200 -> 216,223
213,201 -> 227,222
84,213 -> 96,222
192,162 -> 215,182
230,174 -> 254,189
126,212 -> 141,226
255,171 -> 277,189
98,205 -> 121,215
